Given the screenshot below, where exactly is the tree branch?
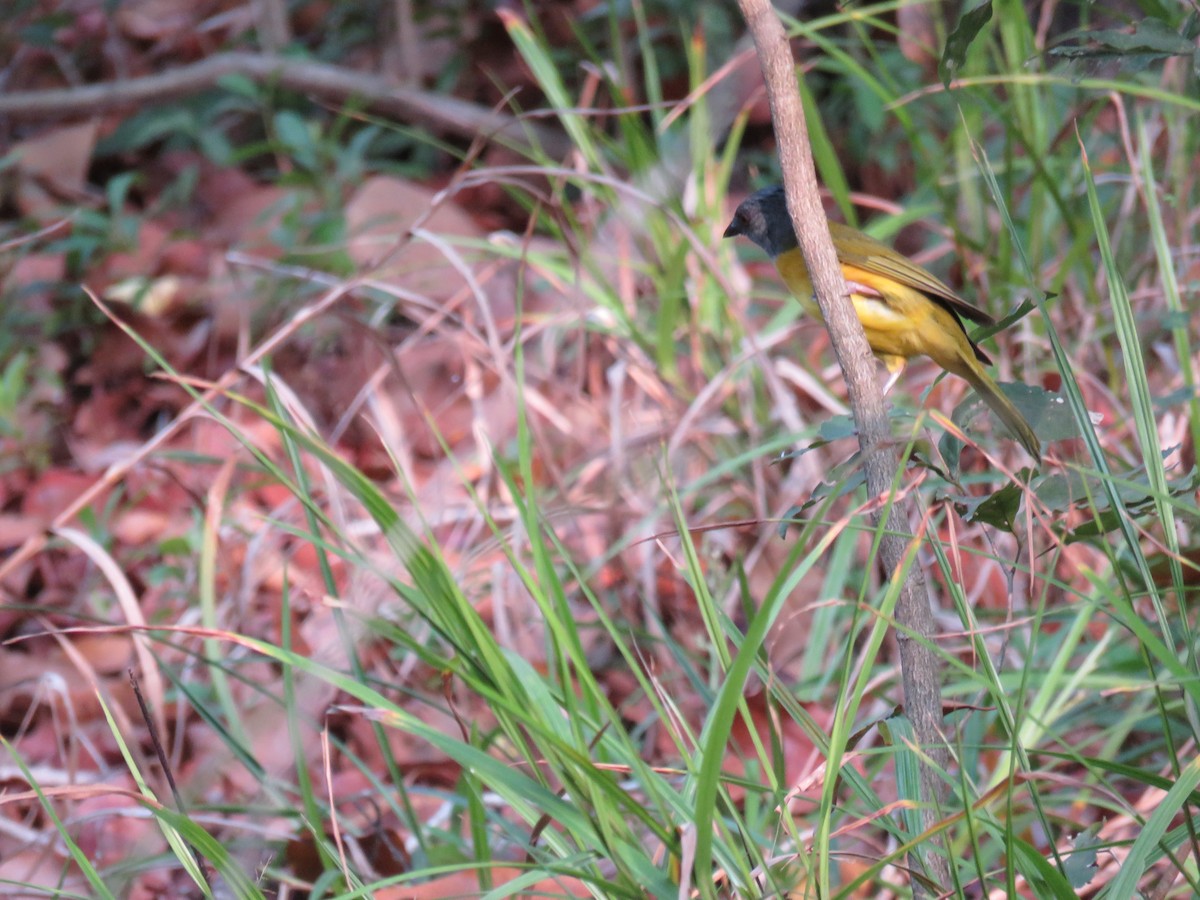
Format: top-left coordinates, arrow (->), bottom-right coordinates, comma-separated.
733,0 -> 950,888
0,51 -> 571,159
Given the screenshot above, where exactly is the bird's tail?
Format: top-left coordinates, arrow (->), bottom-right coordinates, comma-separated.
958,360 -> 1042,463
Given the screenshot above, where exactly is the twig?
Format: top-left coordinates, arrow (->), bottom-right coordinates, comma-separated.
733,0 -> 950,889
0,51 -> 571,158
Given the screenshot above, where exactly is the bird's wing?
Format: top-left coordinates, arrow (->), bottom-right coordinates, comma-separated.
828,221 -> 995,327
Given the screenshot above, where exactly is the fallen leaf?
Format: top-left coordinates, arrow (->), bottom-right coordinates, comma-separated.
12,121 -> 99,217
345,175 -> 482,301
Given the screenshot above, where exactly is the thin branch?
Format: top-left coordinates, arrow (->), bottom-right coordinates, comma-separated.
733,0 -> 950,889
0,51 -> 571,158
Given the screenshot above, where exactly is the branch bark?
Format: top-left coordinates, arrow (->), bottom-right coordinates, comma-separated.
733,0 -> 950,888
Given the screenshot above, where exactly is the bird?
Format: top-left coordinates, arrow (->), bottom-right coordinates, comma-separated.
724,185 -> 1040,462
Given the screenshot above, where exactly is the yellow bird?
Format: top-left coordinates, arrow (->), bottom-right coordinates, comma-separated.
724,185 -> 1040,462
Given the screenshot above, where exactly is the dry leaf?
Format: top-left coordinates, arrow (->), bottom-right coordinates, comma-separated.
12,121 -> 99,217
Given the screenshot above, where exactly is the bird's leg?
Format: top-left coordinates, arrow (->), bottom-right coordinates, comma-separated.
880,356 -> 906,396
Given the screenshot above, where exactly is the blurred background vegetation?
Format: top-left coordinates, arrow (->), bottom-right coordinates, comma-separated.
0,0 -> 1197,897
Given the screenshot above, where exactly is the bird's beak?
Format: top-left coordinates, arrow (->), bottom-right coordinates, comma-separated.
722,220 -> 741,239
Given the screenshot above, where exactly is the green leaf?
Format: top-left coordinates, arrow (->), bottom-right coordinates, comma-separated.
878,715 -> 924,842
940,1 -> 994,88
953,481 -> 1023,531
952,381 -> 1076,442
1049,17 -> 1196,73
1063,824 -> 1101,890
817,412 -> 859,443
1009,836 -> 1085,900
273,110 -> 319,171
1051,18 -> 1193,59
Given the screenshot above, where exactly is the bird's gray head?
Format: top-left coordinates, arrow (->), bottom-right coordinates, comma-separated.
723,185 -> 797,258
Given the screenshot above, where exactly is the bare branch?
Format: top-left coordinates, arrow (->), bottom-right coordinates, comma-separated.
733,0 -> 950,888
0,51 -> 571,158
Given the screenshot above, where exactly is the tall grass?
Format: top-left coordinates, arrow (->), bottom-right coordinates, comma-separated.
9,1 -> 1200,897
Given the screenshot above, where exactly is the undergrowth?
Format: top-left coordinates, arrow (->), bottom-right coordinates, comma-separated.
3,1 -> 1198,897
